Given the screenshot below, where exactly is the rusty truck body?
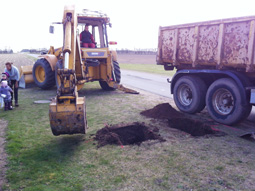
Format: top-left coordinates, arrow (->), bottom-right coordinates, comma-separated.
157,15 -> 255,125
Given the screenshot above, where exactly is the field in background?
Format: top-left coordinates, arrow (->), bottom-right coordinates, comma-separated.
117,53 -> 156,65
118,53 -> 176,76
0,54 -> 255,191
0,54 -> 34,72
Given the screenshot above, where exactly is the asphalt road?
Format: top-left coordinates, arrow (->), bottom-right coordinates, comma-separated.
121,70 -> 172,98
121,69 -> 255,123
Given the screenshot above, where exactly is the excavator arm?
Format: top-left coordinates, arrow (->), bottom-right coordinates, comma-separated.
49,5 -> 87,136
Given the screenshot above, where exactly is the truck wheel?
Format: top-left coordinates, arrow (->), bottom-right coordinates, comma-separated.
206,78 -> 251,125
173,76 -> 207,113
33,58 -> 55,89
99,61 -> 121,90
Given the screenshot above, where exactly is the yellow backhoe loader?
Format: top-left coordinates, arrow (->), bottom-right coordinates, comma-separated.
22,5 -> 138,136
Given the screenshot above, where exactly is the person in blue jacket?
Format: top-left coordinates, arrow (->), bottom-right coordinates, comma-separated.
4,62 -> 20,107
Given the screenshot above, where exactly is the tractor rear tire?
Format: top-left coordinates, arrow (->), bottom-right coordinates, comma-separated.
33,58 -> 55,89
113,61 -> 121,83
99,81 -> 114,91
99,61 -> 121,90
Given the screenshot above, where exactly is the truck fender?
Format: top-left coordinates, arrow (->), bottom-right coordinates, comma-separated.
171,69 -> 250,105
38,54 -> 58,71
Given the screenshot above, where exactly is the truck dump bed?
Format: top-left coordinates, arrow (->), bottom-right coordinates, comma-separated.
157,16 -> 255,73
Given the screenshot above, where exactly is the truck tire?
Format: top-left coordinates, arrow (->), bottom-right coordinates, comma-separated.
206,78 -> 251,125
173,76 -> 207,113
99,61 -> 121,90
33,58 -> 55,89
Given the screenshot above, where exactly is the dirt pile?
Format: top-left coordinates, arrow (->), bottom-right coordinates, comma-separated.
94,122 -> 164,147
140,103 -> 182,119
141,103 -> 226,137
168,118 -> 225,137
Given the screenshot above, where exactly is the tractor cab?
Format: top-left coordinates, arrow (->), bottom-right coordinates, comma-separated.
77,9 -> 112,49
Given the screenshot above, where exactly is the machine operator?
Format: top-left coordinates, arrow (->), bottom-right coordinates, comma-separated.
80,24 -> 96,48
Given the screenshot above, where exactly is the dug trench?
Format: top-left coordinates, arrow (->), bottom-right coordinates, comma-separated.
94,122 -> 165,147
94,103 -> 225,147
140,103 -> 226,137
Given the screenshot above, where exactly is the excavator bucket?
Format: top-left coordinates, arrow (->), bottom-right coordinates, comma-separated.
19,65 -> 34,88
49,96 -> 87,136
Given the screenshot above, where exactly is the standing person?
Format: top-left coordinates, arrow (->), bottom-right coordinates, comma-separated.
4,62 -> 19,107
80,24 -> 96,48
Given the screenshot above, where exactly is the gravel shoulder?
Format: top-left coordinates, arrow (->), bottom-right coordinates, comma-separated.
0,119 -> 7,191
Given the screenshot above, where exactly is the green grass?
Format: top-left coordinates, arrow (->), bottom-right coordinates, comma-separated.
119,63 -> 176,76
1,82 -> 255,191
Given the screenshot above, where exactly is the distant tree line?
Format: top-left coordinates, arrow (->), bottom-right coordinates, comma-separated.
116,48 -> 157,55
16,48 -> 157,55
21,48 -> 48,54
0,49 -> 13,54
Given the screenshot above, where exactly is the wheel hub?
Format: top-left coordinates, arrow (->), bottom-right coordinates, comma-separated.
213,88 -> 234,115
178,84 -> 192,106
35,66 -> 45,83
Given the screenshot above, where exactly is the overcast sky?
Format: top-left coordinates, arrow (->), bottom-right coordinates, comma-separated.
1,0 -> 255,52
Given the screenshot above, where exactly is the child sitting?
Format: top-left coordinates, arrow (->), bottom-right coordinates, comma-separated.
0,80 -> 13,111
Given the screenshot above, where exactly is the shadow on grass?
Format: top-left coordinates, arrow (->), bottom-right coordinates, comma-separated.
6,135 -> 88,188
20,135 -> 86,164
79,87 -> 122,98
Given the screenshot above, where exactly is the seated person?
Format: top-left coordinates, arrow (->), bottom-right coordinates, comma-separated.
0,80 -> 13,111
80,24 -> 96,48
1,72 -> 11,86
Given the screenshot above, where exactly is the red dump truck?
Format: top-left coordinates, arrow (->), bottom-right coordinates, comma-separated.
157,16 -> 255,125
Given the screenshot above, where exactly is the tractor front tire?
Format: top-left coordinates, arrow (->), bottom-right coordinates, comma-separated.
33,58 -> 55,89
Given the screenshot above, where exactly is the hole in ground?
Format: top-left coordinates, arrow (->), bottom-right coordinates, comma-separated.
94,122 -> 164,147
168,118 -> 225,137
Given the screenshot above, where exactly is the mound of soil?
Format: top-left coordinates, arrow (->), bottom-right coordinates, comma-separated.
141,103 -> 226,137
95,122 -> 164,147
168,118 -> 225,137
140,103 -> 182,119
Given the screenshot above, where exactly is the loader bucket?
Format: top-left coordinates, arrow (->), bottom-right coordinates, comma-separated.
49,96 -> 87,136
19,65 -> 34,88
